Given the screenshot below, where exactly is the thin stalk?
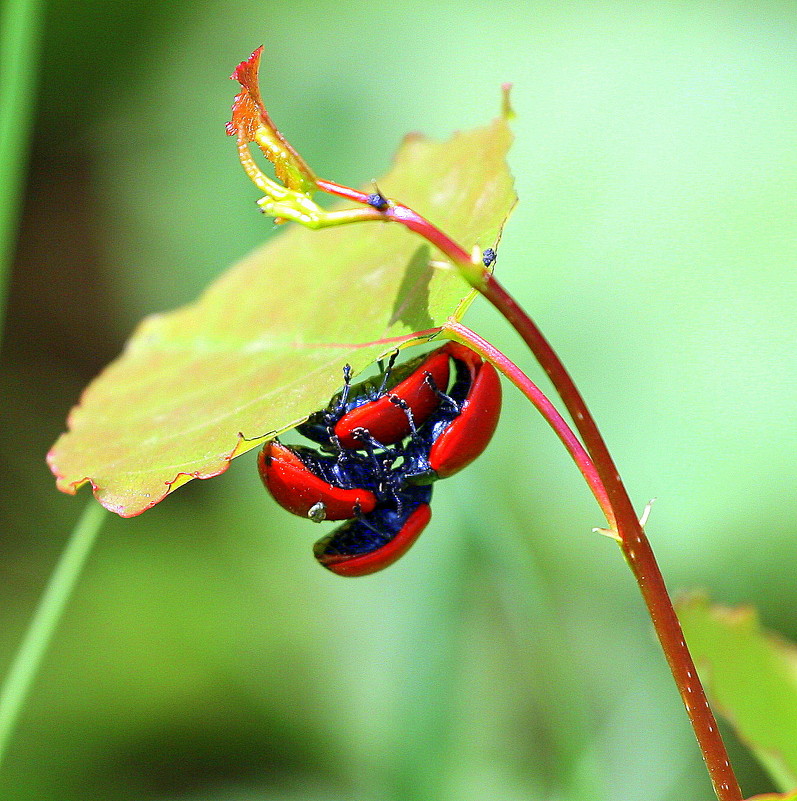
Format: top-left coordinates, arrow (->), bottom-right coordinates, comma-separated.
479,275 -> 742,801
0,501 -> 106,769
312,178 -> 742,801
316,179 -> 483,285
0,0 -> 45,346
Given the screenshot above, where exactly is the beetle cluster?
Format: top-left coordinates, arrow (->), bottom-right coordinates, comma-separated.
258,342 -> 502,576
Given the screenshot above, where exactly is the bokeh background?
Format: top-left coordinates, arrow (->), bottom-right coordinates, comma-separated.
1,1 -> 796,799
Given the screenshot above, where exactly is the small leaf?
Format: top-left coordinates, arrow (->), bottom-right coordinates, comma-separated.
226,46 -> 316,195
48,111 -> 516,516
677,593 -> 797,793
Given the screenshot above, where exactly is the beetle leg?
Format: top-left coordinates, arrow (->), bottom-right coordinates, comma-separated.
387,394 -> 418,436
350,427 -> 390,471
390,485 -> 404,516
328,433 -> 361,488
423,371 -> 460,412
350,427 -> 409,508
348,509 -> 386,537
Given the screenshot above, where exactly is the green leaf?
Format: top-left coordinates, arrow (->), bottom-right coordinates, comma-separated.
677,593 -> 797,793
47,114 -> 516,516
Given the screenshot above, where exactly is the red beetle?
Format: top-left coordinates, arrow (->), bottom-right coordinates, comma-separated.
403,342 -> 502,482
313,484 -> 433,577
259,342 -> 502,576
298,348 -> 450,450
258,441 -> 378,521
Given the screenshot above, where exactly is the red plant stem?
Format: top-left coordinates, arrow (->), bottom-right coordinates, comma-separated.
444,321 -> 614,528
316,179 -> 475,271
314,179 -> 369,204
315,177 -> 743,801
480,277 -> 742,801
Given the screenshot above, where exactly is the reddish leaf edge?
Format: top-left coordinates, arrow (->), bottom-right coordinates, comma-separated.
46,328 -> 455,517
48,220 -> 503,518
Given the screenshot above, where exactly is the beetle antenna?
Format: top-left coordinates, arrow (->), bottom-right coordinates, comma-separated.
423,371 -> 459,411
377,349 -> 400,396
336,363 -> 352,407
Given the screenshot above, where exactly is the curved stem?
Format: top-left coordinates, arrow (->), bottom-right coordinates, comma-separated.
314,177 -> 743,801
315,178 -> 482,284
479,275 -> 742,801
0,0 -> 45,350
0,501 -> 106,770
444,320 -> 614,529
480,277 -> 636,520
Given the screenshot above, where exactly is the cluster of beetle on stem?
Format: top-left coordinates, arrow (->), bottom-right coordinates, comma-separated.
258,338 -> 502,576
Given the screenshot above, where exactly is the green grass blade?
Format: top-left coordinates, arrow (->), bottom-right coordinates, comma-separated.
0,0 -> 45,344
0,501 -> 106,770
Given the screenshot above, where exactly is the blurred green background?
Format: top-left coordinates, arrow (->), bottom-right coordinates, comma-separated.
1,1 -> 796,799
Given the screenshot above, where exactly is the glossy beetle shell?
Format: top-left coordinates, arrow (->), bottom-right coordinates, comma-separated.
313,485 -> 433,576
258,441 -> 377,520
298,348 -> 451,450
428,342 -> 502,479
333,348 -> 450,449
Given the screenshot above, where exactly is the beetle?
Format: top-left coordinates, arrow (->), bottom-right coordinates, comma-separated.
366,191 -> 389,211
259,342 -> 502,576
262,343 -> 501,514
258,441 -> 381,521
313,484 -> 433,577
298,347 -> 450,450
402,342 -> 502,483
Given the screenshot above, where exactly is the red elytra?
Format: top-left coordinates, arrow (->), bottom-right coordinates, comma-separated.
314,502 -> 432,577
334,348 -> 450,449
428,342 -> 502,479
258,441 -> 377,520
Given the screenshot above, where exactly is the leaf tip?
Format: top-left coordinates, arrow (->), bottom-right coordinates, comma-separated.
230,45 -> 263,85
227,46 -> 266,141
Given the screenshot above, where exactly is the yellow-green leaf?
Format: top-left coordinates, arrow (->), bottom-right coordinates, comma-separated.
48,113 -> 516,516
